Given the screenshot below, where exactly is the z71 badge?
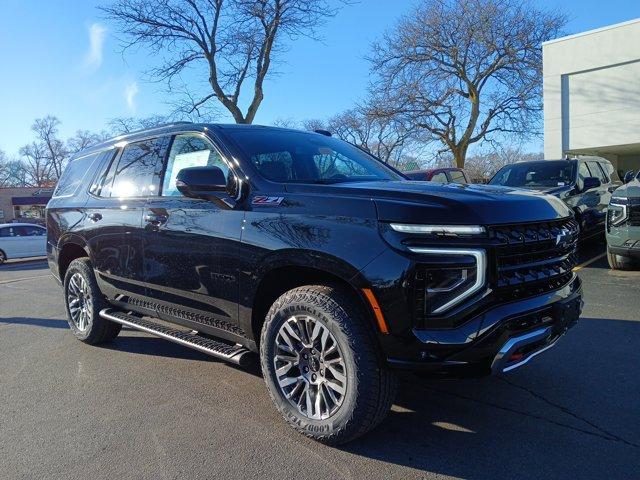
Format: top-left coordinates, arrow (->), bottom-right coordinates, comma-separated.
252,196 -> 285,206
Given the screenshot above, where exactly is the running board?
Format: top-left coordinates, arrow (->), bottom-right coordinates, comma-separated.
99,308 -> 253,367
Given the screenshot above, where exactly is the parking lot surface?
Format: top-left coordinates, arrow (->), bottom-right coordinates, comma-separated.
1,245 -> 638,480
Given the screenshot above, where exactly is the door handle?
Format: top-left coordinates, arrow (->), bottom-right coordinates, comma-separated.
144,213 -> 168,225
87,212 -> 102,222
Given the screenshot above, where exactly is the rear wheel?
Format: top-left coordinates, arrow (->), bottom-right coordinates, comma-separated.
0,250 -> 6,265
607,247 -> 637,270
260,285 -> 397,445
63,258 -> 121,344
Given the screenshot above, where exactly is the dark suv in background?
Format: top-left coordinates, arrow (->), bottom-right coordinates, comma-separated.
489,158 -> 620,239
47,123 -> 582,444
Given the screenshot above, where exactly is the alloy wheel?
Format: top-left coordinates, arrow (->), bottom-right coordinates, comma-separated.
273,314 -> 347,420
67,272 -> 93,332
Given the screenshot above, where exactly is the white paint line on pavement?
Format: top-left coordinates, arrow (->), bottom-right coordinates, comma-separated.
0,274 -> 52,285
573,252 -> 607,272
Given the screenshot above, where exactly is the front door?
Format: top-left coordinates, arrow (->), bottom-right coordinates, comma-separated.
142,133 -> 245,339
84,137 -> 170,301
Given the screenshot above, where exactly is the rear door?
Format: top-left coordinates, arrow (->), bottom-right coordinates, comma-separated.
84,137 -> 170,301
142,132 -> 244,338
0,227 -> 22,258
15,225 -> 46,257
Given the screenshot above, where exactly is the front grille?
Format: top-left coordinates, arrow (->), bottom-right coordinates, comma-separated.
490,217 -> 578,299
410,217 -> 579,329
628,205 -> 640,226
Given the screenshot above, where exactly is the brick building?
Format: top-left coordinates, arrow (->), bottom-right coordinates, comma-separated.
0,187 -> 53,224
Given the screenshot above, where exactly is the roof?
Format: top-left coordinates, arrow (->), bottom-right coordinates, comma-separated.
74,122 -> 309,159
404,167 -> 464,174
543,17 -> 640,46
0,223 -> 45,228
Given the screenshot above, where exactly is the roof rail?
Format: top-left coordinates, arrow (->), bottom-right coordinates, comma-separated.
114,121 -> 194,139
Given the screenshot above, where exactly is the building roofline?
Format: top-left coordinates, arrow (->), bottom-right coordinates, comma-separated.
543,17 -> 640,46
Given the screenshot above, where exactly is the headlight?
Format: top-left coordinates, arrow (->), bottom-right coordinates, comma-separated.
409,248 -> 486,314
608,197 -> 628,227
390,224 -> 485,236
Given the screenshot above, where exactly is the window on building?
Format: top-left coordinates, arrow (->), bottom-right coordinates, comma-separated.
162,134 -> 228,196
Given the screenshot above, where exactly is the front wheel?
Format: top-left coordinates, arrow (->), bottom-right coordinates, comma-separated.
63,258 -> 121,344
260,285 -> 397,445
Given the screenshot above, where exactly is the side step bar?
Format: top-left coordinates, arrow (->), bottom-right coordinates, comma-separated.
99,308 -> 253,367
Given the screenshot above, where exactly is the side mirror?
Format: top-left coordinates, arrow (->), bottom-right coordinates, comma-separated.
623,171 -> 636,184
176,166 -> 227,199
582,176 -> 601,191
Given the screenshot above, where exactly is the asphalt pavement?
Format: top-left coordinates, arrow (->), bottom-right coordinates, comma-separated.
1,247 -> 638,480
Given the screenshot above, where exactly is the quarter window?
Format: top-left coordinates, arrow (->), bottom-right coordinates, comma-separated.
99,138 -> 170,198
54,151 -> 102,197
162,134 -> 228,196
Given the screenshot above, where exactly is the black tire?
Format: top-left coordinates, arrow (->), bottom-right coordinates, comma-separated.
0,249 -> 6,264
260,285 -> 397,445
63,258 -> 121,344
607,247 -> 636,270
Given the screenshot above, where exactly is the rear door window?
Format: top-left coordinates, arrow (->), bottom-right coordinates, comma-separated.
54,151 -> 102,197
98,138 -> 170,198
0,227 -> 13,237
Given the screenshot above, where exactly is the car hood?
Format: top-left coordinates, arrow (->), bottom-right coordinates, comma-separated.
310,180 -> 571,225
611,180 -> 640,199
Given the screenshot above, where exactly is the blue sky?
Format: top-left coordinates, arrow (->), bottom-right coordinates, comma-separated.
1,0 -> 639,155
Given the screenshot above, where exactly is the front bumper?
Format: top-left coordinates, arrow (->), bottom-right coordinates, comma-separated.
386,275 -> 582,375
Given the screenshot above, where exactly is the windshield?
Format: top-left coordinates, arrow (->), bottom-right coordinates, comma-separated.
224,129 -> 403,184
489,161 -> 575,188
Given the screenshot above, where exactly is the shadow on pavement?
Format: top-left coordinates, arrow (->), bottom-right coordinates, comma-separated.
339,316 -> 639,478
0,259 -> 48,273
0,317 -> 69,329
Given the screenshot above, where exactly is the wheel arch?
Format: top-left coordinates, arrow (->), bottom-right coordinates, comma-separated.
58,235 -> 91,281
248,252 -> 380,349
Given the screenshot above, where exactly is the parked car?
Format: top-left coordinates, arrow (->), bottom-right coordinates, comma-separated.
489,158 -> 621,239
404,167 -> 469,184
0,223 -> 47,264
606,178 -> 640,269
47,123 -> 582,444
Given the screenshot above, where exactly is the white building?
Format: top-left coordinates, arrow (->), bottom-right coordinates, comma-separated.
543,18 -> 640,177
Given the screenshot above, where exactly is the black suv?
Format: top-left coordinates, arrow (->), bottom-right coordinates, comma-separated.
47,124 -> 582,444
489,158 -> 621,239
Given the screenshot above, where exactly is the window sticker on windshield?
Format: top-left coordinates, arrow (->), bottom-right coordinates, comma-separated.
252,196 -> 284,206
558,182 -> 565,186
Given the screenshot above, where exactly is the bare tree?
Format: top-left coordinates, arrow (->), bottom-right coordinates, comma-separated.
0,150 -> 30,187
464,146 -> 543,182
301,106 -> 423,168
19,116 -> 68,187
67,129 -> 111,154
101,0 -> 343,124
370,0 -> 566,167
107,115 -> 169,135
